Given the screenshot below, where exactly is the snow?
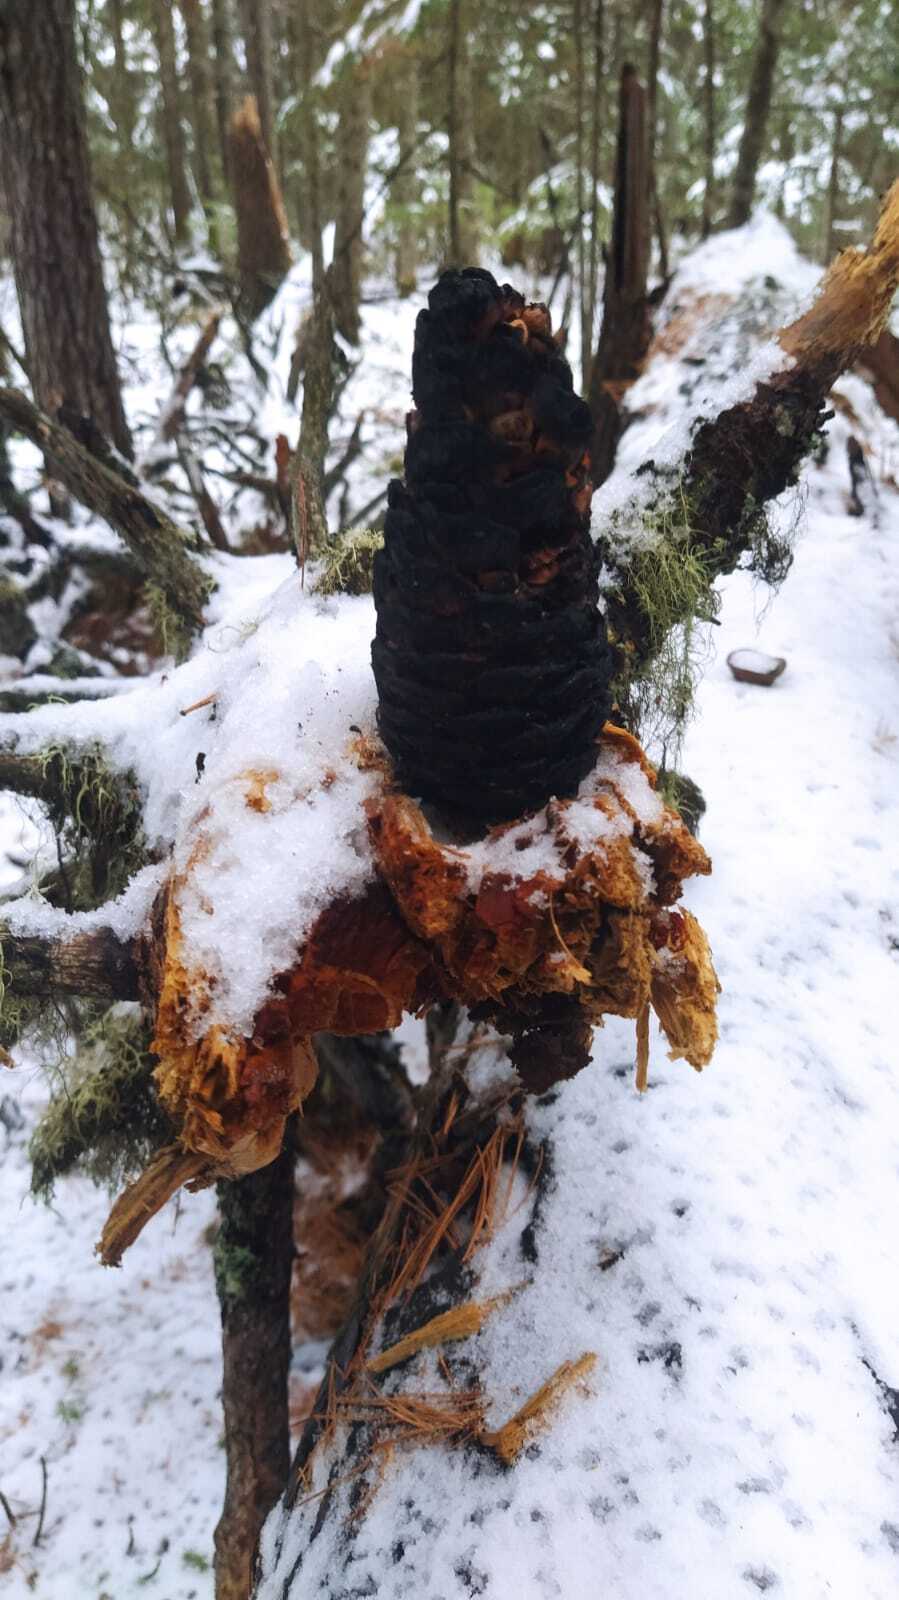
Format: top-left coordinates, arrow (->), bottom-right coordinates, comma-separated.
2,217 -> 899,1596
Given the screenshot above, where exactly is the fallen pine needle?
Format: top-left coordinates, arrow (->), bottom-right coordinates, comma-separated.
635,1000 -> 650,1093
179,691 -> 217,717
480,1352 -> 597,1465
366,1292 -> 513,1374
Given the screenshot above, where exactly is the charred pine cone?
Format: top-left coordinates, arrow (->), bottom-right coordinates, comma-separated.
372,269 -> 614,825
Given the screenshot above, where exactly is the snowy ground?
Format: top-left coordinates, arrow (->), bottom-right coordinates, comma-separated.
2,219 -> 898,1595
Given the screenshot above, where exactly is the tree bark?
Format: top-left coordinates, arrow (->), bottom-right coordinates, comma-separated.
586,0 -> 606,363
700,0 -> 717,239
727,0 -> 788,229
227,96 -> 292,322
587,64 -> 652,487
238,0 -> 276,160
0,386 -> 211,636
447,0 -> 478,267
0,0 -> 133,461
210,0 -> 235,186
152,0 -> 193,244
394,54 -> 420,296
0,924 -> 138,1004
214,1145 -> 295,1600
330,64 -> 371,345
179,0 -> 219,231
292,280 -> 336,561
824,108 -> 843,263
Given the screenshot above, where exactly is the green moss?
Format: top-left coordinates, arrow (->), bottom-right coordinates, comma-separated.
312,527 -> 383,597
212,1236 -> 265,1306
29,1006 -> 172,1200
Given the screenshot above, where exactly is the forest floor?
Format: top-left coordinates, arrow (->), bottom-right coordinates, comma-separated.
1,218 -> 898,1597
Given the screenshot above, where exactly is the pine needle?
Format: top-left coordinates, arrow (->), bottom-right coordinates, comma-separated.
481,1352 -> 598,1465
366,1293 -> 512,1375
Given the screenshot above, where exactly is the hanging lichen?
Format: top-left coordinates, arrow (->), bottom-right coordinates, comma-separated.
29,1005 -> 172,1200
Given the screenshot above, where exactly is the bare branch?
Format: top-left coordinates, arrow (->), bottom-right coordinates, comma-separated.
0,386 -> 211,637
0,924 -> 138,1003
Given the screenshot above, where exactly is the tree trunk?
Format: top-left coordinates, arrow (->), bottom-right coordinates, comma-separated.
645,0 -> 667,277
824,108 -> 843,263
290,0 -> 324,279
574,0 -> 590,392
587,64 -> 652,487
210,0 -> 235,186
0,0 -> 133,461
700,0 -> 716,239
586,0 -> 606,361
238,0 -> 276,160
214,1144 -> 295,1600
179,0 -> 219,230
727,0 -> 788,229
227,96 -> 292,321
447,0 -> 478,267
394,54 -> 420,297
152,0 -> 193,244
330,65 -> 371,345
108,0 -> 135,150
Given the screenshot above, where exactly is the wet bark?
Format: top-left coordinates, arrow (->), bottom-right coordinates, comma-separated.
0,0 -> 133,460
587,65 -> 652,486
214,1145 -> 295,1600
228,96 -> 292,321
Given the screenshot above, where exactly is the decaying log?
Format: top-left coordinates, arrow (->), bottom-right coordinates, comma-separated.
0,386 -> 211,637
588,64 -> 653,486
228,96 -> 292,323
372,269 -> 614,825
603,178 -> 899,680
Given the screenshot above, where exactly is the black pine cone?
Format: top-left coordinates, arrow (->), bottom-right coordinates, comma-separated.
372,268 -> 614,825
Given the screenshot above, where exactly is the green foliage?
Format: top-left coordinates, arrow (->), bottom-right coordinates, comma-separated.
29,1006 -> 172,1201
182,1550 -> 211,1573
312,527 -> 383,596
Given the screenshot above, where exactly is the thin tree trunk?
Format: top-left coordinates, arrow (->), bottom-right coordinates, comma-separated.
210,0 -> 235,186
152,0 -> 193,244
700,0 -> 716,239
645,0 -> 667,278
214,1144 -> 295,1600
330,64 -> 371,345
586,0 -> 606,356
291,0 -> 324,280
574,0 -> 590,393
587,64 -> 652,486
394,53 -> 420,296
108,0 -> 135,149
0,0 -> 133,460
824,108 -> 843,263
179,0 -> 218,230
292,278 -> 335,561
238,0 -> 276,160
447,0 -> 477,267
727,0 -> 788,229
